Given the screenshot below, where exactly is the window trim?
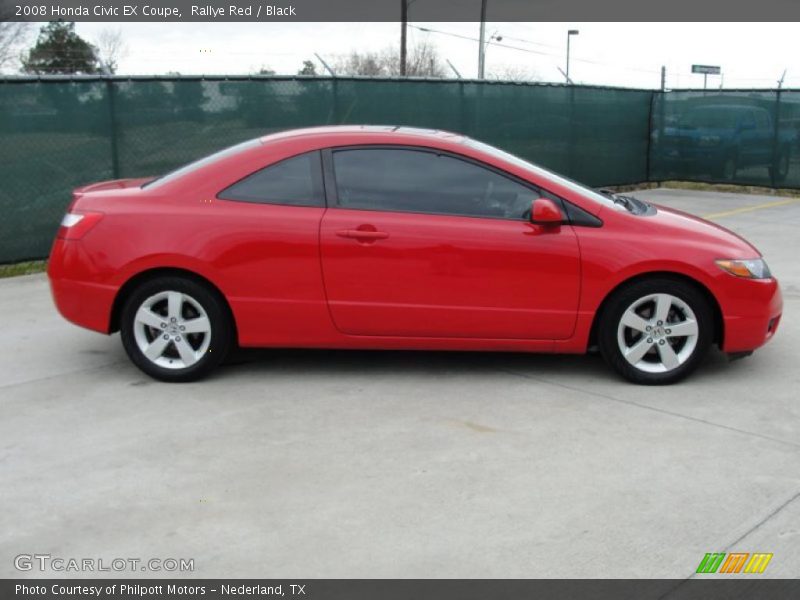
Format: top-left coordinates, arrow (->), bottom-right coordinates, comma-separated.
323,144 -> 601,226
215,149 -> 326,208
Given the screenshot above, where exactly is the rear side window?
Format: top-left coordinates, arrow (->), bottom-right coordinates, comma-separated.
218,151 -> 324,207
332,148 -> 540,220
144,139 -> 260,189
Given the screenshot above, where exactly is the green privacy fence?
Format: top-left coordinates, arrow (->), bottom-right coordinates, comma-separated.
1,75 -> 798,263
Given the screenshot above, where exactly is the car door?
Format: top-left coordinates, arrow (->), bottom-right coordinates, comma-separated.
319,146 -> 581,340
213,150 -> 330,345
752,109 -> 775,166
736,110 -> 761,167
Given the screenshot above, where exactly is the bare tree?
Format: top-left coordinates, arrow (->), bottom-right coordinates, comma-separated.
396,38 -> 446,78
94,28 -> 127,75
334,50 -> 384,77
334,40 -> 447,78
0,22 -> 31,72
488,64 -> 541,82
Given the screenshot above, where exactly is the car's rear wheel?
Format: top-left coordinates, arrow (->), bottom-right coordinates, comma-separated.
598,278 -> 714,385
120,276 -> 233,382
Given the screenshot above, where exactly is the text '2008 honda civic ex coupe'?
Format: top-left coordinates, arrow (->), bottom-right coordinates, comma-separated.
48,126 -> 782,384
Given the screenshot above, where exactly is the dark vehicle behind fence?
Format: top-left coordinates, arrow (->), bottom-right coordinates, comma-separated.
655,103 -> 795,183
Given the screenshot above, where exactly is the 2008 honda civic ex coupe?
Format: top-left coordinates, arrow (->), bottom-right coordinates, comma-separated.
48,126 -> 782,384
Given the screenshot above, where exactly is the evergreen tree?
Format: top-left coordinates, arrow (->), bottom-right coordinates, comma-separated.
22,22 -> 100,75
298,60 -> 318,76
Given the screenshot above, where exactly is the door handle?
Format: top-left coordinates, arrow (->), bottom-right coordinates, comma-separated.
336,229 -> 390,240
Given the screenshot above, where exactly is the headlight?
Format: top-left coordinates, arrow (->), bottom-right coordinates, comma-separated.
715,258 -> 772,279
698,135 -> 721,147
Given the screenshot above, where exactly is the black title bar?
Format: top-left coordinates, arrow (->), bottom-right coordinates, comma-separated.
3,0 -> 800,22
4,579 -> 800,600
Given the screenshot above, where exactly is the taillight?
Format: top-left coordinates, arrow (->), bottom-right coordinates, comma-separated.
56,211 -> 104,240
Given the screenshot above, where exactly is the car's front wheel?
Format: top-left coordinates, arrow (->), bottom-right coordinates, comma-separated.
768,149 -> 790,184
719,155 -> 738,181
120,276 -> 233,382
598,278 -> 714,385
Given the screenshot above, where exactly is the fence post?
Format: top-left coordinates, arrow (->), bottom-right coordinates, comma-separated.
567,85 -> 576,178
458,80 -> 465,134
769,89 -> 782,189
330,77 -> 340,124
645,90 -> 656,184
105,78 -> 120,179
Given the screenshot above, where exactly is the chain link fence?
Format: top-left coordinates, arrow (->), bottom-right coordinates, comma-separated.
650,89 -> 800,188
1,75 -> 798,263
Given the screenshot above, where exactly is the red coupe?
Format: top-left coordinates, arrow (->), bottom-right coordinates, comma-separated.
48,126 -> 782,384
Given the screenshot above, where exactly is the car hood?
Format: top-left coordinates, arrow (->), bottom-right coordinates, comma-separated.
646,202 -> 760,257
663,126 -> 731,136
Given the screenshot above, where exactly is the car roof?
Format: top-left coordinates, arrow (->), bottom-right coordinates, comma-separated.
259,125 -> 466,144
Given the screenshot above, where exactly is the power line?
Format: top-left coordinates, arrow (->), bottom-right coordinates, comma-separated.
487,32 -> 564,51
410,25 -> 662,76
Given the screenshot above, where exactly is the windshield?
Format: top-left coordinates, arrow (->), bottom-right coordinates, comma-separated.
464,139 -> 616,208
682,107 -> 740,129
143,139 -> 260,189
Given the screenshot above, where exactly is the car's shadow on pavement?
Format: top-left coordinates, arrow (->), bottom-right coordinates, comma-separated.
219,345 -> 734,385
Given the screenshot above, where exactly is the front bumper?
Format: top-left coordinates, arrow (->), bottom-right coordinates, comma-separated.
654,148 -> 727,174
720,277 -> 782,353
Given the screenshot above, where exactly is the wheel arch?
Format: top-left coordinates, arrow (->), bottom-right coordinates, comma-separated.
587,271 -> 724,350
109,267 -> 239,344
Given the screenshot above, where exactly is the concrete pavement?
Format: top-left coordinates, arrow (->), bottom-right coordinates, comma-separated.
1,188 -> 798,579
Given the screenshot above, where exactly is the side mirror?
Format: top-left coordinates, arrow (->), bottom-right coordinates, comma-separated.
531,197 -> 563,225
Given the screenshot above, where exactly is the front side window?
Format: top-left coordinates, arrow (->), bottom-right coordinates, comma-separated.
465,138 -> 618,209
332,148 -> 540,220
740,111 -> 757,130
218,151 -> 324,207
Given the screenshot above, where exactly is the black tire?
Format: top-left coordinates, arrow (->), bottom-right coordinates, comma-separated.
597,278 -> 714,385
718,155 -> 737,181
768,149 -> 790,184
120,276 -> 233,382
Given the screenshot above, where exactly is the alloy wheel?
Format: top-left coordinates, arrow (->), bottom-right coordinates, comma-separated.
132,290 -> 212,369
616,293 -> 699,374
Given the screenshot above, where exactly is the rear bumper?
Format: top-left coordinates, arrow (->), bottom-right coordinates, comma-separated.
655,147 -> 728,172
48,239 -> 117,334
720,277 -> 782,353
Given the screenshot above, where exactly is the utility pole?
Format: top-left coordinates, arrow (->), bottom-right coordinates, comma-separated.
566,29 -> 579,84
477,0 -> 487,79
400,0 -> 407,76
778,69 -> 787,89
660,66 -> 666,91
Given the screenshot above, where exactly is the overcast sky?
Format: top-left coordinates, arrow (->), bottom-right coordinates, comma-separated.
22,22 -> 800,89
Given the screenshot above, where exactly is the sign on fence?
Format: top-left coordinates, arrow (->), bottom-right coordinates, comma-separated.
691,65 -> 721,75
